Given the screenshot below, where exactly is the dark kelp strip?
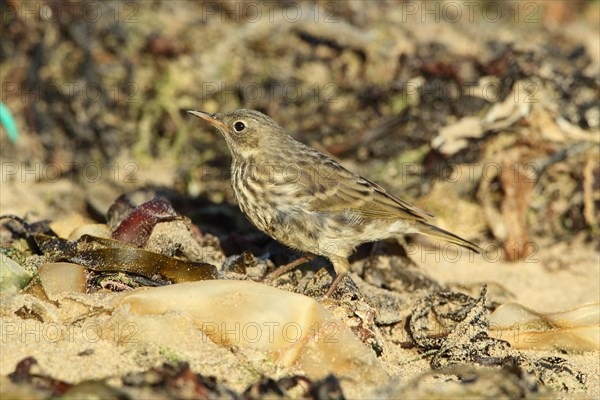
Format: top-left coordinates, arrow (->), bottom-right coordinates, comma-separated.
34,234 -> 219,283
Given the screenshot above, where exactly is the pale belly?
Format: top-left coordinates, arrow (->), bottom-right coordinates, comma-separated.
238,194 -> 414,259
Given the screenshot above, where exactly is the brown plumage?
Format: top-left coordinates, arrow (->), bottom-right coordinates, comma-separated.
189,109 -> 480,296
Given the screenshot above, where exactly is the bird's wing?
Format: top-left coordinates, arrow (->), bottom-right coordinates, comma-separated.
302,159 -> 433,222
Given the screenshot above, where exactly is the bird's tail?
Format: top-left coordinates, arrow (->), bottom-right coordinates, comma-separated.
418,223 -> 482,254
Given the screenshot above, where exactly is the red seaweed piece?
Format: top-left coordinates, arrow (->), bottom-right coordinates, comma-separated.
112,197 -> 179,247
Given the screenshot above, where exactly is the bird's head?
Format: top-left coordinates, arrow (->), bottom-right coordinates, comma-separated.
188,109 -> 284,159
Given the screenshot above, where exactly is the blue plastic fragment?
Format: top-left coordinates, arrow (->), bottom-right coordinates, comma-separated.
0,102 -> 19,143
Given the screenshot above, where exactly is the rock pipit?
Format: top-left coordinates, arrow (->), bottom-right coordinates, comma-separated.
189,109 -> 480,296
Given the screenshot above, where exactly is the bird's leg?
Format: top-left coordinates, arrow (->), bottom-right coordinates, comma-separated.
324,272 -> 347,298
266,253 -> 315,281
323,256 -> 350,298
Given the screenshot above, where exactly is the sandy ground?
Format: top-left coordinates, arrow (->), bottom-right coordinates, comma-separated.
422,238 -> 600,311
1,179 -> 598,398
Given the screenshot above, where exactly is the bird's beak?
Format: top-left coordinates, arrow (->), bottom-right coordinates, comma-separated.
187,110 -> 228,131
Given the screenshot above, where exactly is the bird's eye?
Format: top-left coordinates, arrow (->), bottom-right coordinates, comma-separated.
234,121 -> 246,132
